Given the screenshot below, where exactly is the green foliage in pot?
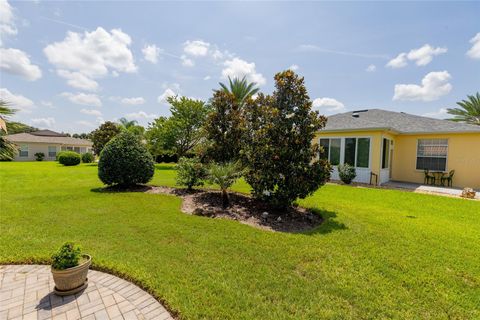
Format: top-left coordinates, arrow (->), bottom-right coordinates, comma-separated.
338,163 -> 357,184
34,152 -> 45,161
58,151 -> 81,166
51,242 -> 82,270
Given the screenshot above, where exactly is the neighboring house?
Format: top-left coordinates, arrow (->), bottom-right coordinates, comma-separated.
316,109 -> 480,189
5,130 -> 93,161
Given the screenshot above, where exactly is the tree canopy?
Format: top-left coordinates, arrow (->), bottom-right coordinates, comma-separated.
91,121 -> 121,155
447,92 -> 480,125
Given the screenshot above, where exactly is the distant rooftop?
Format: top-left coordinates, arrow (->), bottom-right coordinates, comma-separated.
322,109 -> 480,134
5,130 -> 92,146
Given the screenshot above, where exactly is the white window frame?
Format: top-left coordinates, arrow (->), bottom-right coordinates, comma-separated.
48,146 -> 57,158
319,136 -> 372,169
19,144 -> 29,157
415,138 -> 449,172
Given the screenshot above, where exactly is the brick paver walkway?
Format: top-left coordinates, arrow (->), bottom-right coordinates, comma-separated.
0,265 -> 173,320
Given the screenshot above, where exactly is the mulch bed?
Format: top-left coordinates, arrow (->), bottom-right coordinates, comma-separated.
147,186 -> 323,233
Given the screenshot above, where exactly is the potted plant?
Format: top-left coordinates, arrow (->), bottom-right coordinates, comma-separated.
51,242 -> 91,296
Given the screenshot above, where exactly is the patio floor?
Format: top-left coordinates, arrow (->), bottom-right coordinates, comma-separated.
383,181 -> 479,199
0,265 -> 173,320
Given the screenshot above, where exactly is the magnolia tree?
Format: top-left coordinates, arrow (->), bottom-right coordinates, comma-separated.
242,70 -> 331,208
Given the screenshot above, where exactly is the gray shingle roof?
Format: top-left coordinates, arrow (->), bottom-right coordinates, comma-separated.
322,109 -> 480,134
5,132 -> 93,146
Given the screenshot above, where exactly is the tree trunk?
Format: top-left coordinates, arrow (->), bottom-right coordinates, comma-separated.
221,189 -> 229,208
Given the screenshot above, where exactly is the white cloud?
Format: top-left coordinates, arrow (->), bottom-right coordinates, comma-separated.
120,97 -> 145,105
393,71 -> 452,102
366,64 -> 376,72
157,88 -> 177,104
222,58 -> 266,86
0,88 -> 35,113
289,64 -> 299,71
40,101 -> 54,108
57,69 -> 98,91
183,40 -> 210,57
422,107 -> 448,119
61,92 -> 102,107
466,33 -> 480,59
0,0 -> 17,46
181,55 -> 194,67
125,111 -> 157,120
203,75 -> 211,80
142,44 -> 162,64
387,44 -> 447,68
386,53 -> 408,68
31,117 -> 55,128
312,97 -> 346,113
0,48 -> 42,81
407,44 -> 447,66
76,120 -> 95,127
44,27 -> 137,77
80,108 -> 102,116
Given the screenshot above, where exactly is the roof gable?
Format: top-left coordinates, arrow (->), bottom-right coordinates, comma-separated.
322,109 -> 480,134
30,129 -> 68,137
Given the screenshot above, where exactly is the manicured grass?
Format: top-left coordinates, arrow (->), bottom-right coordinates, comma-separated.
1,162 -> 479,319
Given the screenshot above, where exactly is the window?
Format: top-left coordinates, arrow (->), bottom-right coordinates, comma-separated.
356,138 -> 370,168
48,146 -> 57,158
344,138 -> 356,166
80,147 -> 86,154
382,138 -> 390,169
416,139 -> 448,171
19,144 -> 28,157
319,138 -> 340,165
74,147 -> 80,153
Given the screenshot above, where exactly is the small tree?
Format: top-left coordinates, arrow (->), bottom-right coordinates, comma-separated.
207,162 -> 243,208
91,121 -> 121,155
98,131 -> 155,187
176,157 -> 207,191
243,70 -> 331,209
203,91 -> 245,163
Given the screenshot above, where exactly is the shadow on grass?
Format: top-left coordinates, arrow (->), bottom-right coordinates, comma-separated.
91,184 -> 152,193
303,208 -> 347,235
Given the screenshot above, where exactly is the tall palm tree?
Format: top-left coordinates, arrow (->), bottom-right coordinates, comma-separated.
0,100 -> 19,160
219,76 -> 259,106
447,92 -> 480,125
118,117 -> 138,130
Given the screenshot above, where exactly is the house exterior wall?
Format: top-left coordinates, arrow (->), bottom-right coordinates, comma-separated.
12,143 -> 91,161
392,133 -> 480,189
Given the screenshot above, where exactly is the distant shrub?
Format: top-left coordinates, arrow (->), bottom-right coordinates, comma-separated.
58,151 -> 81,166
176,157 -> 207,190
81,152 -> 94,163
34,152 -> 45,161
51,242 -> 81,270
338,163 -> 356,184
56,151 -> 67,161
98,131 -> 155,186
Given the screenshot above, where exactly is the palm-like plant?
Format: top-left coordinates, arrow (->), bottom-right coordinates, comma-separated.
219,76 -> 259,106
118,117 -> 138,130
447,93 -> 480,125
0,100 -> 19,160
207,161 -> 244,208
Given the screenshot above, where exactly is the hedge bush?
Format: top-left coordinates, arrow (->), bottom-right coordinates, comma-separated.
34,152 -> 45,161
176,157 -> 207,190
58,151 -> 81,166
56,151 -> 67,161
338,163 -> 357,184
98,131 -> 155,186
81,152 -> 94,163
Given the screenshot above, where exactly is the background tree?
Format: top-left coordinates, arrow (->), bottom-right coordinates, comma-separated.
219,76 -> 259,106
91,121 -> 121,155
0,100 -> 20,160
118,117 -> 145,137
243,70 -> 331,209
447,92 -> 480,125
203,91 -> 244,163
146,96 -> 209,158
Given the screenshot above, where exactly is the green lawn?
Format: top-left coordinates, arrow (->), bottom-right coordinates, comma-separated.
1,162 -> 479,319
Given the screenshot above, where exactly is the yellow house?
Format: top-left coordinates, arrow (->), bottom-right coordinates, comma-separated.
316,109 -> 480,189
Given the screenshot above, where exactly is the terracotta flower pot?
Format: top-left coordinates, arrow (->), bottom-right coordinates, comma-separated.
51,254 -> 91,296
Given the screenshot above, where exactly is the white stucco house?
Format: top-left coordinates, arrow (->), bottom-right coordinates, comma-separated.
5,130 -> 93,161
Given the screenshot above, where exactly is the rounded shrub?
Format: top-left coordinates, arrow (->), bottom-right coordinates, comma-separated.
34,152 -> 45,161
56,151 -> 67,161
98,131 -> 155,186
338,163 -> 357,184
58,151 -> 81,166
81,152 -> 94,163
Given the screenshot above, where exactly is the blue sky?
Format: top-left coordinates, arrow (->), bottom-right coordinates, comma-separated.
1,1 -> 479,133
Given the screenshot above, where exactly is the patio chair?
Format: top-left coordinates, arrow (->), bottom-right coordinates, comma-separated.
441,170 -> 455,187
424,169 -> 435,185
